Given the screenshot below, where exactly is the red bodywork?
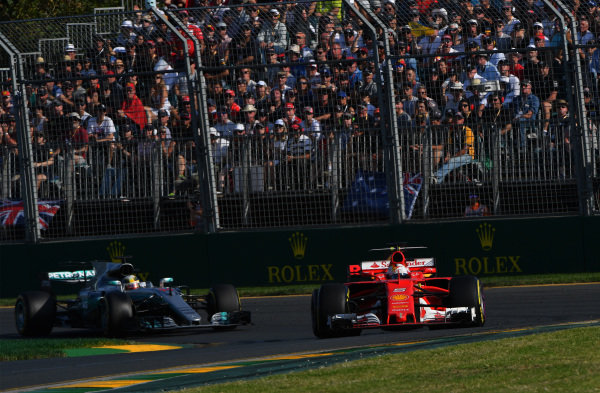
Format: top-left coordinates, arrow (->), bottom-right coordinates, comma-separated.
346,251 -> 451,327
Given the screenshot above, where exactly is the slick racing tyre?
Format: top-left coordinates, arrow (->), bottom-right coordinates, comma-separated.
312,283 -> 361,338
15,291 -> 56,336
101,291 -> 134,337
446,275 -> 485,327
207,284 -> 241,330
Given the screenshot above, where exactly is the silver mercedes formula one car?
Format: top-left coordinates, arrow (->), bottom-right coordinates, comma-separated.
15,261 -> 251,336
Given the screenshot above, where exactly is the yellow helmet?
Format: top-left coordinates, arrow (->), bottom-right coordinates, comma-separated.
123,274 -> 139,290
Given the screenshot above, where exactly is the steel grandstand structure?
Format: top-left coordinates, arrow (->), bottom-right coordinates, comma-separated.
0,0 -> 598,243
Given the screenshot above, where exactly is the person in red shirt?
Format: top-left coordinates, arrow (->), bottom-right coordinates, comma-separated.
118,84 -> 147,134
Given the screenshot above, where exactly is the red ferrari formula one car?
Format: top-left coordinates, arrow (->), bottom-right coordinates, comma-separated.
311,246 -> 485,338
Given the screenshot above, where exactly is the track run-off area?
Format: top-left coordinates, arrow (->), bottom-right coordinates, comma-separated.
1,283 -> 599,393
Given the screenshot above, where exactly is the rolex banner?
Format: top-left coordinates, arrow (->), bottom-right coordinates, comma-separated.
343,171 -> 422,219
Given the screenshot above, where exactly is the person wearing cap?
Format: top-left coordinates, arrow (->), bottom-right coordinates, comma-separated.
493,19 -> 512,51
282,102 -> 303,131
257,8 -> 289,55
502,5 -> 520,35
465,194 -> 490,216
214,106 -> 235,138
208,125 -> 230,193
88,103 -> 117,143
545,99 -> 572,172
242,104 -> 259,134
512,79 -> 540,147
284,121 -> 312,190
116,20 -> 137,47
275,71 -> 293,98
465,19 -> 484,49
434,108 -> 475,183
231,25 -> 259,69
482,92 -> 513,150
216,21 -> 232,54
202,33 -> 231,84
443,81 -> 466,116
509,22 -> 528,50
477,53 -> 501,81
299,106 -> 321,141
87,34 -> 109,71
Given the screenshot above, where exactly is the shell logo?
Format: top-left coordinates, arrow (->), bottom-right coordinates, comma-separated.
390,294 -> 409,301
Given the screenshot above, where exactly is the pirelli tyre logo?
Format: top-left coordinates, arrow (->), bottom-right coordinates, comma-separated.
454,223 -> 522,275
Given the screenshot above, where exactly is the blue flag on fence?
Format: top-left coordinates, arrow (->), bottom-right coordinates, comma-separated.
343,171 -> 422,219
0,200 -> 61,230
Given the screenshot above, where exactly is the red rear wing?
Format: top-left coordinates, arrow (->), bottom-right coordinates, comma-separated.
348,258 -> 436,280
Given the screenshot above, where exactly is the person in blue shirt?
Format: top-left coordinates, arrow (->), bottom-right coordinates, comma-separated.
512,80 -> 540,149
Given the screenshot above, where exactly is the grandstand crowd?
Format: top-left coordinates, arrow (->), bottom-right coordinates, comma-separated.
0,0 -> 598,199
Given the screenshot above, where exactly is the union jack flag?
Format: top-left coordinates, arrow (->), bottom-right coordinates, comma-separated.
0,200 -> 61,230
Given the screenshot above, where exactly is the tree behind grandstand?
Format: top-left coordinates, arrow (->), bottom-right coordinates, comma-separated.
1,0 -> 121,21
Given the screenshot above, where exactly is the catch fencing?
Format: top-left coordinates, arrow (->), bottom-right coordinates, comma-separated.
0,0 -> 598,243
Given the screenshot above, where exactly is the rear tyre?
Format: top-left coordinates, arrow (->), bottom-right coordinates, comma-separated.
101,291 -> 134,337
207,284 -> 241,330
446,275 -> 485,327
15,291 -> 56,336
312,283 -> 361,338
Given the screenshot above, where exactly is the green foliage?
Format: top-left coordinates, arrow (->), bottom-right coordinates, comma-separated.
0,0 -> 122,21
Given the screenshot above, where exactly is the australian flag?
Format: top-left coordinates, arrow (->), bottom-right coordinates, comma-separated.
343,171 -> 422,219
0,200 -> 61,230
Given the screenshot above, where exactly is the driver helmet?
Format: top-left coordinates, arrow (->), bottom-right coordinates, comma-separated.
388,251 -> 410,277
123,274 -> 140,290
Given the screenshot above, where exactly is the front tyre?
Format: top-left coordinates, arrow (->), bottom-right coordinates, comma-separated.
312,283 -> 360,338
207,284 -> 241,330
101,291 -> 134,337
446,275 -> 485,327
15,291 -> 56,336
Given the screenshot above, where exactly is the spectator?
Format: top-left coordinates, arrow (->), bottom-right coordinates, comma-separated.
88,104 -> 116,143
65,112 -> 89,165
257,9 -> 289,55
300,106 -> 321,141
151,109 -> 173,140
231,23 -> 259,67
285,123 -> 312,190
512,79 -> 540,148
464,194 -> 490,216
214,106 -> 235,138
395,99 -> 412,128
209,127 -> 230,193
434,110 -> 475,183
497,59 -> 520,106
118,85 -> 147,134
313,88 -> 334,124
481,93 -> 513,155
242,104 -> 259,134
145,73 -> 171,121
116,20 -> 137,47
31,131 -> 55,197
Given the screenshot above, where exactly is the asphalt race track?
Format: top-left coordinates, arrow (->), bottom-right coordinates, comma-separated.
1,283 -> 599,392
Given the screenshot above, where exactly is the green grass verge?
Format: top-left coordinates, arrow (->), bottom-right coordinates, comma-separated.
176,326 -> 600,393
0,338 -> 135,361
